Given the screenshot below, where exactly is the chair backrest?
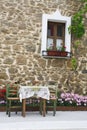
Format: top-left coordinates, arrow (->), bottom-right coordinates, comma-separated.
48,85 -> 57,98
6,84 -> 19,98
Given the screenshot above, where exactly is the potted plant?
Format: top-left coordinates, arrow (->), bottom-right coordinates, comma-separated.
47,45 -> 68,57
59,45 -> 68,57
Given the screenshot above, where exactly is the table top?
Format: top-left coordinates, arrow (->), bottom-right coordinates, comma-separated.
19,86 -> 50,101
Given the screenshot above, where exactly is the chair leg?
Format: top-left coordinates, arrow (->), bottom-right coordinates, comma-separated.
46,101 -> 49,114
15,101 -> 18,114
15,110 -> 17,114
8,100 -> 11,117
53,101 -> 56,116
6,111 -> 8,115
6,100 -> 9,115
39,99 -> 43,115
46,106 -> 48,114
8,111 -> 10,117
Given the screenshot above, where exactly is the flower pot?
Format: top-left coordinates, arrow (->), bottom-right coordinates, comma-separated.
56,106 -> 87,111
47,51 -> 68,57
0,106 -> 87,112
60,51 -> 68,57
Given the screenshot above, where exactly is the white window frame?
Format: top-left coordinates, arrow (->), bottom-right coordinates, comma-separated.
41,10 -> 71,56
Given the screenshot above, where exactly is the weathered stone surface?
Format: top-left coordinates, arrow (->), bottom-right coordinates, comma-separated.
0,0 -> 86,95
1,28 -> 10,34
18,23 -> 26,30
16,55 -> 27,65
51,59 -> 65,67
66,59 -> 72,69
3,58 -> 14,64
0,73 -> 8,80
13,45 -> 22,52
9,67 -> 18,74
25,45 -> 35,52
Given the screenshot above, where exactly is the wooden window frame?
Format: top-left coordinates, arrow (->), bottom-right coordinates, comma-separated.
47,21 -> 65,51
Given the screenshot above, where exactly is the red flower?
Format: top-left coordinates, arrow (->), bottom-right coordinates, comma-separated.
0,88 -> 6,99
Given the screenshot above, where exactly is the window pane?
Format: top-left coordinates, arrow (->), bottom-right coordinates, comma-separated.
56,39 -> 63,50
57,25 -> 62,37
47,23 -> 54,36
47,38 -> 53,50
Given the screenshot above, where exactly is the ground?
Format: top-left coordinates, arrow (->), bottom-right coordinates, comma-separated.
0,111 -> 87,130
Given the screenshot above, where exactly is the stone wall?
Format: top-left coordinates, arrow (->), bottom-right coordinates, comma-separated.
0,0 -> 87,95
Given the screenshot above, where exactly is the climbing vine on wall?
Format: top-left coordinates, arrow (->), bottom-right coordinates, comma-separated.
65,0 -> 87,89
69,0 -> 87,71
69,0 -> 87,38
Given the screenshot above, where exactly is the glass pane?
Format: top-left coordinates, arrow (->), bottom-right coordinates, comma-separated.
47,38 -> 53,50
47,23 -> 54,36
56,39 -> 63,50
57,25 -> 62,37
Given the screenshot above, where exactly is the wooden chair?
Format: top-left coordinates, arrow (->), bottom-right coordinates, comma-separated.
6,83 -> 21,117
46,85 -> 58,116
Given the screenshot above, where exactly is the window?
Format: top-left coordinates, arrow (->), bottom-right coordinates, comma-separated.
41,10 -> 71,58
47,22 -> 65,51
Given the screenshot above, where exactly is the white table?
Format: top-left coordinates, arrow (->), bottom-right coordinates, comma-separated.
19,86 -> 50,117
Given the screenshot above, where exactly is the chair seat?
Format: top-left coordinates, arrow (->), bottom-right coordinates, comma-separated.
50,97 -> 57,100
7,97 -> 20,100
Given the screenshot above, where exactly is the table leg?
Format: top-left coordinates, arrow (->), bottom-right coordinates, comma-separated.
22,99 -> 26,117
43,99 -> 46,117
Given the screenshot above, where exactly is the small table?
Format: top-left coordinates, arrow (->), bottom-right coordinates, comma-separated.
19,86 -> 50,117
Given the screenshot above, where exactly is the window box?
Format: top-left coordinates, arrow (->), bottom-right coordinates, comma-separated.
42,50 -> 71,58
47,51 -> 68,57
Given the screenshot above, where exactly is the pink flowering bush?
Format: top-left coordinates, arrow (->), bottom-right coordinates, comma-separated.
57,92 -> 87,106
